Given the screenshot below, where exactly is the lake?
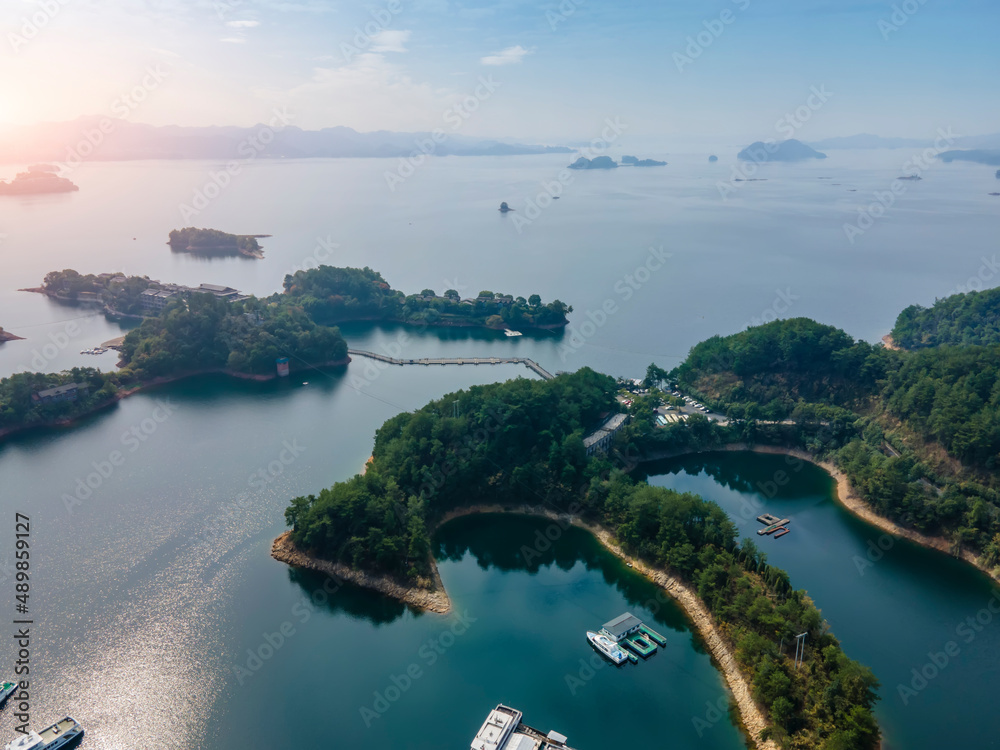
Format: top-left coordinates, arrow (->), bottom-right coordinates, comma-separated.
0,152 -> 998,748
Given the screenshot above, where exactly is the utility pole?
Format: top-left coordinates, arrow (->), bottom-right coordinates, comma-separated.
794,632 -> 808,669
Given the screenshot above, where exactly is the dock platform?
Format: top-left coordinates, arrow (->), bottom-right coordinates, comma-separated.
756,513 -> 781,525
623,633 -> 657,657
639,624 -> 667,646
773,527 -> 790,539
757,519 -> 789,536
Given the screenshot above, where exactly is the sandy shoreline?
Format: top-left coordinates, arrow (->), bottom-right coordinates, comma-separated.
272,504 -> 779,750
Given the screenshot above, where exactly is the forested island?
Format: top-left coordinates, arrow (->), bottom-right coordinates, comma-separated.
168,227 -> 266,259
0,165 -> 78,195
671,312 -> 1000,571
280,266 -> 571,329
0,287 -> 348,435
279,369 -> 880,749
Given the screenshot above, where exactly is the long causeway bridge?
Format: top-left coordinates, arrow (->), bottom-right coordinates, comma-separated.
347,349 -> 555,380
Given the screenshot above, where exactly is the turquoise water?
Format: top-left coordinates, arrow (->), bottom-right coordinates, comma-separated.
0,154 -> 998,747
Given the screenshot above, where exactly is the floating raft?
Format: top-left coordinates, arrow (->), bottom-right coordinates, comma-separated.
773,527 -> 790,539
639,624 -> 667,646
757,519 -> 789,536
623,633 -> 657,657
756,513 -> 781,525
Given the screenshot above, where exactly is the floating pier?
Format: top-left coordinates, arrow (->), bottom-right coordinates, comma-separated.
623,633 -> 657,657
347,349 -> 554,380
773,527 -> 790,539
756,513 -> 781,525
639,623 -> 668,646
757,519 -> 789,536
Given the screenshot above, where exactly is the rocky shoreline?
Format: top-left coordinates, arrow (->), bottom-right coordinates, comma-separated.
0,329 -> 24,342
272,503 -> 780,750
270,531 -> 451,613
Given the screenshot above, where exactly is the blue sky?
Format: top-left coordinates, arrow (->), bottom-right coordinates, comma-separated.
2,0 -> 997,141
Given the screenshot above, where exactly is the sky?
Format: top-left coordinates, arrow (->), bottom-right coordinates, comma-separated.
1,0 -> 998,143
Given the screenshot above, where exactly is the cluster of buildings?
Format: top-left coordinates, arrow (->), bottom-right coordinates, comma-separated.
31,382 -> 89,405
583,412 -> 629,456
138,283 -> 249,312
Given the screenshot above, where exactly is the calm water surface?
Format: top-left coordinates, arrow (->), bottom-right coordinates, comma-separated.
0,154 -> 997,747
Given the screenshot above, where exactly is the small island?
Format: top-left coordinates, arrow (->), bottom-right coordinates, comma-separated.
0,327 -> 24,342
499,201 -> 513,213
936,149 -> 1000,167
898,174 -> 922,181
621,155 -> 667,167
0,165 -> 78,195
708,155 -> 719,162
168,227 -> 266,259
737,139 -> 827,162
568,156 -> 618,170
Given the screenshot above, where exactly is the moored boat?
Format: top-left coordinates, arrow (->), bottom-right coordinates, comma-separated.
0,682 -> 15,706
586,630 -> 629,665
5,717 -> 83,750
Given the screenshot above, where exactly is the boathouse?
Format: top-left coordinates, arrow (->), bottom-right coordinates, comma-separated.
601,612 -> 642,643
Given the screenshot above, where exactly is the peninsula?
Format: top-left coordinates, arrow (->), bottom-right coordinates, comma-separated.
0,327 -> 23,342
621,155 -> 667,167
276,369 -> 880,750
0,165 -> 78,195
168,227 -> 266,259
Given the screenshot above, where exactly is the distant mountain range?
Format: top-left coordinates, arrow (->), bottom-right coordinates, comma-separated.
809,132 -> 1000,150
0,117 -> 573,163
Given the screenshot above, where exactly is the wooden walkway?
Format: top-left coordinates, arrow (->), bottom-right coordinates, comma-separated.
347,349 -> 555,380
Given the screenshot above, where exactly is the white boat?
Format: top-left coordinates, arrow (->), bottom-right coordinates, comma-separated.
471,704 -> 574,750
0,682 -> 15,705
586,630 -> 629,665
503,329 -> 522,337
5,717 -> 83,750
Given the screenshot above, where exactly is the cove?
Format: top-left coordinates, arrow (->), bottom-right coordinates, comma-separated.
645,451 -> 1000,750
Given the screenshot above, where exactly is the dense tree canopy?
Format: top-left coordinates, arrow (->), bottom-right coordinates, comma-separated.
892,288 -> 1000,348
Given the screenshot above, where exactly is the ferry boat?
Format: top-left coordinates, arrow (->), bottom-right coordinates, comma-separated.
471,704 -> 574,750
503,329 -> 522,337
586,630 -> 629,665
5,717 -> 83,750
0,682 -> 15,706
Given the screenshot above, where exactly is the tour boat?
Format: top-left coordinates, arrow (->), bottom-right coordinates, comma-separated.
5,717 -> 83,750
503,329 -> 522,337
586,630 -> 629,665
0,682 -> 15,706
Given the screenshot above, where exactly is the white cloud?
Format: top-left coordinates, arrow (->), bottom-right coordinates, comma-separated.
480,45 -> 532,66
370,30 -> 411,53
227,20 -> 260,28
220,37 -> 247,44
273,53 -> 463,131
